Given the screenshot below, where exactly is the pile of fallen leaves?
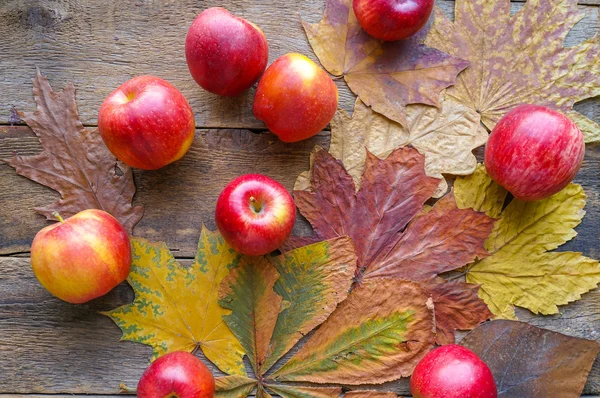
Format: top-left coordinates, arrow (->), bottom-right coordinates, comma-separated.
4,0 -> 600,396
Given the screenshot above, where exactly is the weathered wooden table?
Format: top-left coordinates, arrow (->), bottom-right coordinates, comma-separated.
1,0 -> 599,396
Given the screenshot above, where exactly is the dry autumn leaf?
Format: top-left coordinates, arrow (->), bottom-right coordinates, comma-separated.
462,320 -> 600,397
270,279 -> 435,385
295,98 -> 487,198
3,69 -> 143,233
266,385 -> 342,398
455,165 -> 600,319
303,0 -> 468,126
104,228 -> 246,375
344,392 -> 399,398
215,375 -> 257,398
425,0 -> 600,142
288,147 -> 495,346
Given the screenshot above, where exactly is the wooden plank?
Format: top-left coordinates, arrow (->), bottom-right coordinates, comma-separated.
0,256 -> 598,395
0,0 -> 598,128
0,125 -> 328,257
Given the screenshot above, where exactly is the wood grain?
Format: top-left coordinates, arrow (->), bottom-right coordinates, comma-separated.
0,255 -> 598,394
0,125 -> 329,257
0,0 -> 598,128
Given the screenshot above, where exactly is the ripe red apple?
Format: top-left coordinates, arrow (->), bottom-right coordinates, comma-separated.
353,0 -> 434,41
98,76 -> 195,170
137,351 -> 215,398
30,209 -> 131,304
185,7 -> 269,96
253,53 -> 338,142
215,174 -> 295,256
484,104 -> 584,201
411,345 -> 497,398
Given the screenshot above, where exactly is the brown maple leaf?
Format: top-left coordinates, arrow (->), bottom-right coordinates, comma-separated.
3,70 -> 143,233
286,147 -> 496,343
425,0 -> 600,142
303,0 -> 469,126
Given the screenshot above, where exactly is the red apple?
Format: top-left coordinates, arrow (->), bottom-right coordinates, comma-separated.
484,104 -> 584,201
253,53 -> 338,142
185,7 -> 269,97
137,351 -> 215,398
411,345 -> 497,398
215,174 -> 295,256
98,76 -> 195,170
353,0 -> 434,41
30,209 -> 131,304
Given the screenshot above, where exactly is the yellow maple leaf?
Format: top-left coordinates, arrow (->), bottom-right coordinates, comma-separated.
104,227 -> 246,375
455,165 -> 600,319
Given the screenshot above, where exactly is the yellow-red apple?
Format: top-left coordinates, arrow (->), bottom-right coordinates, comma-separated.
98,76 -> 195,170
186,7 -> 269,96
137,351 -> 215,398
253,53 -> 338,142
215,174 -> 295,256
31,209 -> 131,304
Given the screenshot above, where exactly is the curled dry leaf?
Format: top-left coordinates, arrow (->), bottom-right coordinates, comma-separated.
271,279 -> 435,385
296,98 -> 488,198
288,147 -> 495,343
455,165 -> 600,319
104,229 -> 246,375
462,320 -> 600,397
3,69 -> 143,233
425,0 -> 600,142
303,0 -> 468,126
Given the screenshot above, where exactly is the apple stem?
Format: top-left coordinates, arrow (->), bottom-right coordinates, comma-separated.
249,196 -> 262,213
52,211 -> 65,223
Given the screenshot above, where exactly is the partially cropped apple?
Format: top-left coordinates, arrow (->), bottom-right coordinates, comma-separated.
98,76 -> 195,170
186,7 -> 269,96
31,209 -> 131,304
485,104 -> 584,201
137,351 -> 215,398
411,345 -> 498,398
353,0 -> 434,41
253,53 -> 338,142
215,174 -> 295,256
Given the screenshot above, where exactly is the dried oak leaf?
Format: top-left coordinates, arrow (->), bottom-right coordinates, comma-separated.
303,0 -> 468,126
3,69 -> 143,233
104,228 -> 247,375
287,147 -> 495,345
425,0 -> 600,142
295,98 -> 488,198
270,279 -> 435,384
455,165 -> 600,319
462,320 -> 600,397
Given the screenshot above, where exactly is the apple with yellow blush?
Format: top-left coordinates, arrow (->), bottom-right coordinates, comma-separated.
31,209 -> 131,304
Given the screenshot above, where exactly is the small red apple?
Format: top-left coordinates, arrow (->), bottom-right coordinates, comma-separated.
353,0 -> 434,41
31,209 -> 131,304
98,76 -> 195,170
137,351 -> 215,398
253,53 -> 338,142
411,345 -> 498,398
215,174 -> 295,256
185,7 -> 269,97
484,104 -> 584,201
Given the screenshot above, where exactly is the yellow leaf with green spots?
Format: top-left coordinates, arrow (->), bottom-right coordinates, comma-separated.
103,227 -> 246,375
215,375 -> 257,398
270,279 -> 435,385
455,165 -> 600,319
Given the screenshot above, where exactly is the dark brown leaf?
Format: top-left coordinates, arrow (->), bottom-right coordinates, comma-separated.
462,320 -> 600,397
4,70 -> 143,233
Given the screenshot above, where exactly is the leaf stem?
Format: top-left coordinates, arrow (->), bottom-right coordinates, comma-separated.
119,383 -> 136,393
52,211 -> 65,223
